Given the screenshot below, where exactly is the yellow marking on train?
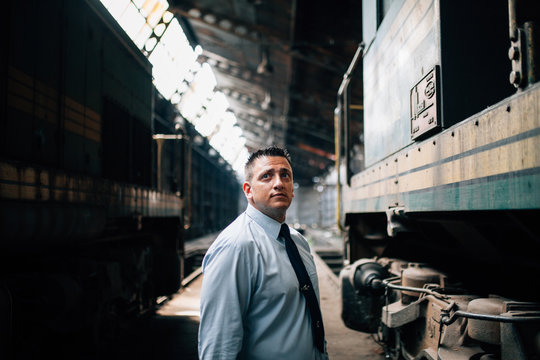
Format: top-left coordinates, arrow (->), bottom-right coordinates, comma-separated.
400,137 -> 540,193
6,93 -> 33,116
64,119 -> 85,137
34,103 -> 58,124
6,66 -> 102,143
35,80 -> 58,99
85,116 -> 101,131
0,163 -> 18,182
85,107 -> 100,122
8,77 -> 33,101
85,128 -> 101,142
1,162 -> 182,214
35,94 -> 58,114
8,71 -> 59,125
8,66 -> 33,87
1,183 -> 37,201
65,97 -> 85,114
65,106 -> 85,125
351,134 -> 540,200
0,183 -> 19,199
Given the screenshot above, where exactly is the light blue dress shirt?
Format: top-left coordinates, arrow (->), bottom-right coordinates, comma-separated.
198,204 -> 329,360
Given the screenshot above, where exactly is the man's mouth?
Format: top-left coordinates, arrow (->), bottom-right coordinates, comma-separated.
271,193 -> 287,198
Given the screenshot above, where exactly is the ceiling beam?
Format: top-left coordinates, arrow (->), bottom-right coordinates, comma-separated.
171,5 -> 352,75
169,5 -> 290,51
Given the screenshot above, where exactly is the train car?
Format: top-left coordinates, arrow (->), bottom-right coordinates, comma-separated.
153,94 -> 242,240
0,0 -> 239,358
336,1 -> 540,359
153,93 -> 242,273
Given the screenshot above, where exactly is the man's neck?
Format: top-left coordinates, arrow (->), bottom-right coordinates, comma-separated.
248,203 -> 286,223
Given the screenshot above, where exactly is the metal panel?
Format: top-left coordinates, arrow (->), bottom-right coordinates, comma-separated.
362,0 -> 512,168
362,0 -> 379,47
363,0 -> 439,167
410,66 -> 440,140
344,83 -> 540,213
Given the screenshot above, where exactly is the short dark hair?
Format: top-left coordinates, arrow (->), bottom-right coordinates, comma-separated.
244,146 -> 292,181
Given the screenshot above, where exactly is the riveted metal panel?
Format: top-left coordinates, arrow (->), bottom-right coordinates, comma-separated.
362,0 -> 512,168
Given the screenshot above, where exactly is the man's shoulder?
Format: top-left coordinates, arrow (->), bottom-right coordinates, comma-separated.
202,213 -> 261,271
209,212 -> 258,251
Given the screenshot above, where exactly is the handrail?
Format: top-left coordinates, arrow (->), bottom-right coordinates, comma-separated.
335,42 -> 364,231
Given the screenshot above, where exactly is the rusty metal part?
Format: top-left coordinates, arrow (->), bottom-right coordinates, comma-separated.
525,21 -> 537,84
507,2 -> 538,88
401,263 -> 447,304
508,28 -> 525,87
508,0 -> 518,41
381,291 -> 476,359
508,0 -> 525,87
467,297 -> 507,345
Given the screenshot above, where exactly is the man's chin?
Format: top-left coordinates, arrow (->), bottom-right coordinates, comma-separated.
270,199 -> 291,208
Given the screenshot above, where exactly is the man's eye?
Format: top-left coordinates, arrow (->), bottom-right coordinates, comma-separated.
262,174 -> 270,179
281,173 -> 290,178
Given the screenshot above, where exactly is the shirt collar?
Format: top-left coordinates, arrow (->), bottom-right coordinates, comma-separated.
246,204 -> 283,240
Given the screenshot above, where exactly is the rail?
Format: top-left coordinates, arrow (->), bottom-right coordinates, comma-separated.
335,42 -> 364,232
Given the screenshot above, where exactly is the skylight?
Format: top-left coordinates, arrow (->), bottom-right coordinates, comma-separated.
100,0 -> 248,175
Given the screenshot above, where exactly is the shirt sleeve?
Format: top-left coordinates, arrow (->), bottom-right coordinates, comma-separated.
198,238 -> 254,360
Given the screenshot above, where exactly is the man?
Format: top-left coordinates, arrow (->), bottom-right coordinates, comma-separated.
198,146 -> 328,360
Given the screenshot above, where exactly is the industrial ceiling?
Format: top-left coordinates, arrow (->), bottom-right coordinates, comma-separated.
168,0 -> 364,186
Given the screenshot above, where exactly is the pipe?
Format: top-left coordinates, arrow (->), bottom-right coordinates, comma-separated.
508,0 -> 518,41
343,79 -> 351,185
441,310 -> 540,326
338,42 -> 364,186
152,134 -> 183,192
334,106 -> 344,232
381,277 -> 447,300
525,22 -> 537,85
185,137 -> 192,230
156,138 -> 164,191
337,43 -> 365,96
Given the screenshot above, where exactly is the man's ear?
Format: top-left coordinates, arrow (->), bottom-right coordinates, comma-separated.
243,181 -> 252,200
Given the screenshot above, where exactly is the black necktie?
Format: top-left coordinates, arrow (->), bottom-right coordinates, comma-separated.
280,223 -> 325,353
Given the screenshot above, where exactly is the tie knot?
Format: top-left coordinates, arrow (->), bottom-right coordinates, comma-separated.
279,224 -> 291,239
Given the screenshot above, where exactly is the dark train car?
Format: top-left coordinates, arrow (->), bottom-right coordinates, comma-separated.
336,1 -> 540,359
152,93 -> 242,269
0,0 -> 239,358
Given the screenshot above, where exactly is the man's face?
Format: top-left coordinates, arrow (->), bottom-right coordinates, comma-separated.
243,156 -> 294,222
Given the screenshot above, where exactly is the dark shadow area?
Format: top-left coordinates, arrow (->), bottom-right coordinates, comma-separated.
102,314 -> 200,360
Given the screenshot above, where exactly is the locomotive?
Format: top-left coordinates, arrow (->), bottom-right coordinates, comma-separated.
0,0 -> 239,358
336,0 -> 540,359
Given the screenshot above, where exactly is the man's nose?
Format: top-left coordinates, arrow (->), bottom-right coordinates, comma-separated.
273,176 -> 284,188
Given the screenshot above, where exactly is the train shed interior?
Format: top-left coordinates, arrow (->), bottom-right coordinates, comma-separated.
166,0 -> 365,186
2,0 -> 540,359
